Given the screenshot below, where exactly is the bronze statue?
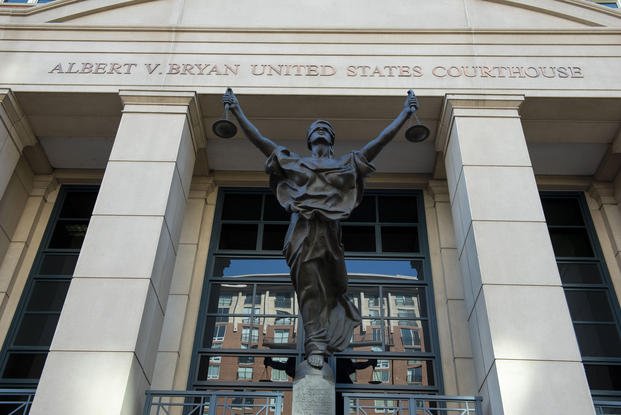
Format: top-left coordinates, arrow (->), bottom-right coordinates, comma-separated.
221,88 -> 419,369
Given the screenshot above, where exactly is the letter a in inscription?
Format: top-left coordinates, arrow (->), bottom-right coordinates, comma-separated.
49,63 -> 64,74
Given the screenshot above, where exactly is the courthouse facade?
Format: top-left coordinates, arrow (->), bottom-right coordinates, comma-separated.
0,0 -> 621,414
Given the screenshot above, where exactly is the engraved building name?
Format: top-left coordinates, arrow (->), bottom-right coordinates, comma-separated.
48,62 -> 585,79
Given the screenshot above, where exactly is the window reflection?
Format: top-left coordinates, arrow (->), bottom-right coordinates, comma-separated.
335,358 -> 435,387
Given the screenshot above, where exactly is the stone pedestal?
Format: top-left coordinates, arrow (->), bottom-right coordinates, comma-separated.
293,362 -> 335,415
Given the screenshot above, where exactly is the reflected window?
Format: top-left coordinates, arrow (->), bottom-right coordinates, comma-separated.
401,328 -> 421,350
275,310 -> 293,325
274,330 -> 289,344
218,295 -> 232,307
212,325 -> 226,342
372,370 -> 390,383
395,295 -> 415,306
407,366 -> 423,384
274,294 -> 291,308
237,367 -> 253,380
207,366 -> 220,380
242,307 -> 261,324
241,327 -> 259,344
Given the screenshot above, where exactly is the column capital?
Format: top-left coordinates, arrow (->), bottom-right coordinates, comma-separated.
436,94 -> 525,154
589,181 -> 617,207
189,176 -> 216,199
0,88 -> 37,149
427,180 -> 450,204
118,90 -> 207,152
0,89 -> 52,174
595,128 -> 621,181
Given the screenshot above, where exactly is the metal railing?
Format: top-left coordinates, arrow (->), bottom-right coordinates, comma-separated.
595,400 -> 621,414
144,390 -> 284,415
0,389 -> 36,415
343,393 -> 482,415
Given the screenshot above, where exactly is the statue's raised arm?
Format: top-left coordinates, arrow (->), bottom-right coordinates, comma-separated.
360,90 -> 418,162
223,88 -> 278,157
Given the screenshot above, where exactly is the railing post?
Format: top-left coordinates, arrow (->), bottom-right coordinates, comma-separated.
143,391 -> 152,415
275,393 -> 283,415
25,392 -> 34,415
208,391 -> 216,415
474,396 -> 483,415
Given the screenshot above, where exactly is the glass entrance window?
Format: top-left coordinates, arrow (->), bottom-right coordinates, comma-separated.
0,186 -> 98,386
189,189 -> 440,409
542,193 -> 621,398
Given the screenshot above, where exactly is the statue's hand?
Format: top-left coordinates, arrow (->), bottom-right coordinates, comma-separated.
222,87 -> 239,110
404,90 -> 419,114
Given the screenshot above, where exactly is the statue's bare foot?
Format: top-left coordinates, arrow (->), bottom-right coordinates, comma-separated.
307,354 -> 324,369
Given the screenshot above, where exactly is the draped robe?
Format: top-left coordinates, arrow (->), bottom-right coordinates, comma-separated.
265,146 -> 375,356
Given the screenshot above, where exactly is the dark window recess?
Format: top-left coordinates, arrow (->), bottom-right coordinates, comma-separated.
378,196 -> 418,223
48,220 -> 89,249
262,224 -> 288,251
26,281 -> 70,311
542,198 -> 584,226
558,263 -> 603,285
342,226 -> 376,252
2,354 -> 47,379
573,324 -> 621,357
585,364 -> 621,391
381,227 -> 419,253
345,196 -> 376,222
59,191 -> 97,218
222,193 -> 262,221
263,195 -> 289,221
549,229 -> 594,258
542,193 -> 621,397
219,224 -> 258,250
0,186 -> 98,387
38,255 -> 79,276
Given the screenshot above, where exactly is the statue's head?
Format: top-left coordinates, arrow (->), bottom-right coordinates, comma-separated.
306,120 -> 335,150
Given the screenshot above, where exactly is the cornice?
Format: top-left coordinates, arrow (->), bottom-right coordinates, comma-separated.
2,24 -> 621,35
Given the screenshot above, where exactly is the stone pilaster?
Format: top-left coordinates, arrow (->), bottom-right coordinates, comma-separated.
151,177 -> 216,390
589,182 -> 621,299
437,94 -> 594,415
427,180 -> 476,396
0,90 -> 41,263
30,91 -> 204,415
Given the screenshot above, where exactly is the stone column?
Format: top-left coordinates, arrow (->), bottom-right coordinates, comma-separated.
437,95 -> 594,415
30,91 -> 204,415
